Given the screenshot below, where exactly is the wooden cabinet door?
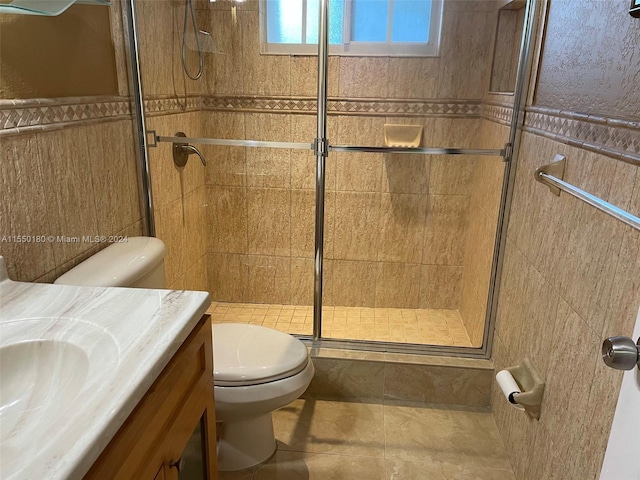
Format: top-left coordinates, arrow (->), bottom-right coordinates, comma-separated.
153,465 -> 166,480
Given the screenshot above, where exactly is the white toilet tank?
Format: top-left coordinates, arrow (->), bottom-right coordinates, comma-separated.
54,237 -> 167,289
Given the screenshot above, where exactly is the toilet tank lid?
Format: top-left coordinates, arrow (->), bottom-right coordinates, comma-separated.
54,237 -> 166,287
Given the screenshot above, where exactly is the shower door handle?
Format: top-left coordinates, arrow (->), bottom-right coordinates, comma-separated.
602,336 -> 640,371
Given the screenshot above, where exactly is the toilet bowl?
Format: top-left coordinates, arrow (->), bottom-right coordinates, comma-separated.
53,237 -> 314,472
212,323 -> 314,471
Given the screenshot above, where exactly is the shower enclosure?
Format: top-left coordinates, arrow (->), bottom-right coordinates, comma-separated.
133,0 -> 538,356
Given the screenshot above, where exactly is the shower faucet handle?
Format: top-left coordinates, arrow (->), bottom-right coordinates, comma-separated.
172,131 -> 207,167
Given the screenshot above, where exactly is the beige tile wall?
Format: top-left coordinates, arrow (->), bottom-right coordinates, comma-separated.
202,0 -> 504,308
491,131 -> 640,480
0,120 -> 144,283
204,112 -> 499,308
0,1 -> 145,283
138,0 -> 210,292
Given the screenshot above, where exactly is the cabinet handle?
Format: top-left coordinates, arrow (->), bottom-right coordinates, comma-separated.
169,457 -> 184,472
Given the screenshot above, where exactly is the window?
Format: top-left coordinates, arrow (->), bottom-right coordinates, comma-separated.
261,0 -> 443,57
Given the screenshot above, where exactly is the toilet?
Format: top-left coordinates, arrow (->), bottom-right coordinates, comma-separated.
54,236 -> 314,471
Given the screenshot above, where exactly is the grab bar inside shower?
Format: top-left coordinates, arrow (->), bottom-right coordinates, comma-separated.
535,154 -> 640,232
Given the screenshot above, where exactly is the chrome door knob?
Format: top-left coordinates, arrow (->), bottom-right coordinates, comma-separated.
602,336 -> 640,371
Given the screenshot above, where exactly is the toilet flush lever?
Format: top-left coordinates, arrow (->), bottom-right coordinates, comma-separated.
602,336 -> 640,371
173,131 -> 207,167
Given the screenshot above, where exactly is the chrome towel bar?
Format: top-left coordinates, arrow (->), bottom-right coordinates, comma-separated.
535,155 -> 640,232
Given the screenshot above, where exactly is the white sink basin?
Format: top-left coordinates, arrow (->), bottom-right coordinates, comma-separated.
0,255 -> 210,480
0,318 -> 119,477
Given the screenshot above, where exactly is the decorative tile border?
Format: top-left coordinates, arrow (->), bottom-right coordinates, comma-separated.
482,102 -> 513,126
524,106 -> 640,166
202,95 -> 483,117
2,94 -> 638,166
144,95 -> 200,117
0,95 -> 200,137
0,96 -> 132,136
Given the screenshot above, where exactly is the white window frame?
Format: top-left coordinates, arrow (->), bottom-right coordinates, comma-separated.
260,0 -> 444,57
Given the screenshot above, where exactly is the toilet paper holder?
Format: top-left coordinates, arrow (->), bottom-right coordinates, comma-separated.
500,358 -> 545,420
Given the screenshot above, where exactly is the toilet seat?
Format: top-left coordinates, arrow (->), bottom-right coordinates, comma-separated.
212,323 -> 309,387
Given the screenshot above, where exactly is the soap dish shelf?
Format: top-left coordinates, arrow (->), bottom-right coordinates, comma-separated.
383,124 -> 424,148
0,0 -> 111,16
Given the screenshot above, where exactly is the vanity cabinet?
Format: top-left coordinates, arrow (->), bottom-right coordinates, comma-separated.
84,315 -> 218,480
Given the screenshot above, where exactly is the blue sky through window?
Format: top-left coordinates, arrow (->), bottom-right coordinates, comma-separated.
265,0 -> 438,55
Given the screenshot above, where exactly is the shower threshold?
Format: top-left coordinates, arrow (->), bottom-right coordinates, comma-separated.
208,302 -> 474,348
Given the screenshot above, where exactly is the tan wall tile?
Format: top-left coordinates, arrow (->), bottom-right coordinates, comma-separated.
90,121 -> 141,235
240,11 -> 290,95
338,57 -> 388,98
208,185 -> 247,254
458,280 -> 485,346
290,257 -> 313,306
137,0 -> 203,97
377,193 -> 428,264
209,252 -> 247,302
333,192 -> 380,261
436,7 -> 493,99
183,187 -> 208,269
247,188 -> 291,256
291,56 -> 340,97
462,200 -> 497,305
245,255 -> 291,304
419,264 -> 463,310
0,134 -> 55,281
387,57 -> 438,99
202,112 -> 246,187
330,260 -> 376,307
204,10 -> 244,95
422,195 -> 469,266
382,154 -> 430,194
429,155 -> 475,195
245,113 -> 291,188
374,262 -> 421,308
38,126 -> 99,266
185,254 -> 209,292
493,132 -> 639,480
155,199 -> 184,287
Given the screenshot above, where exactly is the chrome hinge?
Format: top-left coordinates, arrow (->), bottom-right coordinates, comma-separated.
502,142 -> 513,163
313,137 -> 329,157
146,130 -> 158,148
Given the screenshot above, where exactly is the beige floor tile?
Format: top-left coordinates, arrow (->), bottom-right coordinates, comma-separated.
385,458 -> 516,480
273,398 -> 385,458
254,450 -> 386,480
218,469 -> 255,480
384,405 -> 511,470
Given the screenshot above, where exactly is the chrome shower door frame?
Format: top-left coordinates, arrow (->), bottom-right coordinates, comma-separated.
309,0 -> 544,357
127,0 -> 544,357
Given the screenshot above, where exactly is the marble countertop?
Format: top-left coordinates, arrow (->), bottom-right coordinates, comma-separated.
0,258 -> 211,480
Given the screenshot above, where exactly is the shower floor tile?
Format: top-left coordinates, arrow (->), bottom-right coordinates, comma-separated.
207,302 -> 472,347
